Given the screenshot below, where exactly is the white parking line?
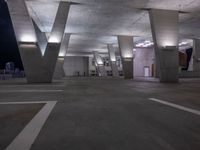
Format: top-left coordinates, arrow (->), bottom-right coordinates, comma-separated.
0,101 -> 47,105
1,85 -> 65,87
2,101 -> 57,150
149,98 -> 200,116
0,90 -> 63,93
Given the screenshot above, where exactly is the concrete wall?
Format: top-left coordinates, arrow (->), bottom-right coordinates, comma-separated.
63,56 -> 89,76
66,51 -> 154,77
134,48 -> 154,77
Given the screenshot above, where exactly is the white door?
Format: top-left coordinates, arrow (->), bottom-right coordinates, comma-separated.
144,66 -> 150,77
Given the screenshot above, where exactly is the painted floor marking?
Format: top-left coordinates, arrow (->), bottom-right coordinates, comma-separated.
0,90 -> 63,93
149,98 -> 200,116
1,101 -> 57,150
0,101 -> 49,105
0,85 -> 65,87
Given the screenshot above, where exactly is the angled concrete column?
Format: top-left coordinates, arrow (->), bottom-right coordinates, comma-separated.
53,58 -> 65,79
107,44 -> 119,77
53,34 -> 71,79
149,9 -> 179,82
32,20 -> 47,56
58,34 -> 71,57
193,39 -> 200,75
7,0 -> 70,83
118,36 -> 134,79
93,52 -> 107,76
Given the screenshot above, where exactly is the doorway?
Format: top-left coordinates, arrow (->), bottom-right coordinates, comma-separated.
144,66 -> 150,77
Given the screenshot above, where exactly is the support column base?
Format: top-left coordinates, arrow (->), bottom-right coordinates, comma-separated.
159,69 -> 179,83
122,58 -> 133,79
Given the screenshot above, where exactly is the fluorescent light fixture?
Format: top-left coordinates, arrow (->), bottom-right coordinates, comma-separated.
136,41 -> 154,47
144,42 -> 154,47
145,40 -> 151,43
136,43 -> 143,47
179,41 -> 188,46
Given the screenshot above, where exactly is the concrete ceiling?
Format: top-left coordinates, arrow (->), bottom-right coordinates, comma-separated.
25,0 -> 200,54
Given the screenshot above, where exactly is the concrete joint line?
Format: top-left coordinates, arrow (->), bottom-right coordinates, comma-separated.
149,98 -> 200,116
0,101 -> 57,150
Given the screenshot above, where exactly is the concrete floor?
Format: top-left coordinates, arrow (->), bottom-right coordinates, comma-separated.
0,104 -> 43,150
0,77 -> 200,150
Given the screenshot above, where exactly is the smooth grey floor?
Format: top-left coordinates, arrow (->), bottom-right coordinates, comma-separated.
0,104 -> 43,150
0,77 -> 200,150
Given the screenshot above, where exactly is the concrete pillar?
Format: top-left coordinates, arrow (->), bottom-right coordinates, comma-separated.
7,0 -> 70,83
53,34 -> 71,79
193,39 -> 200,74
93,52 -> 107,76
107,44 -> 119,77
149,9 -> 179,82
118,36 -> 134,79
58,34 -> 71,57
53,58 -> 65,79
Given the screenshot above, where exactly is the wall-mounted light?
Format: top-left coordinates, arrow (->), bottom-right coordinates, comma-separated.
93,52 -> 104,65
59,51 -> 66,57
123,50 -> 133,58
123,54 -> 133,59
110,57 -> 116,62
19,41 -> 37,48
48,36 -> 60,43
97,60 -> 104,65
95,62 -> 98,67
20,35 -> 36,43
162,41 -> 176,48
58,57 -> 64,61
123,58 -> 133,61
162,46 -> 177,51
110,53 -> 116,61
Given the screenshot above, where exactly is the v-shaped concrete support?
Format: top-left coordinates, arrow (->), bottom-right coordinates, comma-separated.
107,44 -> 119,77
53,34 -> 71,79
93,52 -> 107,77
7,0 -> 70,83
